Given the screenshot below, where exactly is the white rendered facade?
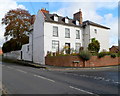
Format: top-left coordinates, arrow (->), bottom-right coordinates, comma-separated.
82,24 -> 109,51
32,11 -> 82,64
44,22 -> 82,56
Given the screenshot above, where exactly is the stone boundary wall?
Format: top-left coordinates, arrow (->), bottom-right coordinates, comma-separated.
45,56 -> 120,67
3,50 -> 21,60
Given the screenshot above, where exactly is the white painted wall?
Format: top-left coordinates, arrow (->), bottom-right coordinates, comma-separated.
44,22 -> 82,56
82,25 -> 90,50
21,44 -> 32,61
83,25 -> 109,51
33,10 -> 45,64
89,25 -> 109,51
3,50 -> 21,60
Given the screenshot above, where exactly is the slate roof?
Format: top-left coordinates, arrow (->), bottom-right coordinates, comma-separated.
42,12 -> 110,29
43,12 -> 82,28
111,46 -> 119,49
83,20 -> 110,29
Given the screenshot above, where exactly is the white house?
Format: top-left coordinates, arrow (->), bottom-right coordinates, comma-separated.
21,8 -> 110,64
82,20 -> 110,51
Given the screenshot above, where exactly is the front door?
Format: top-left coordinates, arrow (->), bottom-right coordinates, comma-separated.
65,43 -> 70,54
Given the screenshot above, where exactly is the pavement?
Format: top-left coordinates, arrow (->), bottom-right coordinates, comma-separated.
1,60 -> 120,95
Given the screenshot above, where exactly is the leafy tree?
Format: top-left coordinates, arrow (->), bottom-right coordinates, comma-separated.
2,8 -> 32,53
2,8 -> 31,39
79,50 -> 91,67
88,38 -> 100,53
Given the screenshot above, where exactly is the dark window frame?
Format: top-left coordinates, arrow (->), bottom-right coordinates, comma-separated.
52,40 -> 59,52
53,26 -> 58,37
76,30 -> 80,39
65,28 -> 70,38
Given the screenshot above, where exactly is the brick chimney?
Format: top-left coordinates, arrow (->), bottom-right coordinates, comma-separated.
73,9 -> 83,24
41,8 -> 49,14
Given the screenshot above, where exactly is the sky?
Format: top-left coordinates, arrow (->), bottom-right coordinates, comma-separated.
0,0 -> 119,48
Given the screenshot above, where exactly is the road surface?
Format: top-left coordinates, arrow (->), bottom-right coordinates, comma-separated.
1,61 -> 119,95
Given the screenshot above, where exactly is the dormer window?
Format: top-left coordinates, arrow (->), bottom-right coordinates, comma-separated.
76,20 -> 79,25
65,17 -> 69,23
54,15 -> 58,21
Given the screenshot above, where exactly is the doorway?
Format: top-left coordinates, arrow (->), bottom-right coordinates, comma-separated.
65,43 -> 70,54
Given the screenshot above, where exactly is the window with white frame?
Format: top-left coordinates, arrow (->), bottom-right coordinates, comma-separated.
75,43 -> 81,53
76,30 -> 80,39
65,18 -> 69,23
53,26 -> 58,37
65,28 -> 70,38
76,20 -> 79,25
52,40 -> 59,51
54,16 -> 58,21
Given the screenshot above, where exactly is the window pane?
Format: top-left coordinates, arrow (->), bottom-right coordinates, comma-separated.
75,43 -> 81,53
53,26 -> 58,37
65,28 -> 70,38
54,16 -> 58,21
76,30 -> 80,39
52,40 -> 59,51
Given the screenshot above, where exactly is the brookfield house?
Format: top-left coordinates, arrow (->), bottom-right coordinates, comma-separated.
20,8 -> 110,64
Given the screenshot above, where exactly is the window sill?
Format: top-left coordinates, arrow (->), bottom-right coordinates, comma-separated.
53,36 -> 58,37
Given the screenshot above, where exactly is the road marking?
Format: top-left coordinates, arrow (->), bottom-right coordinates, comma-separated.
66,73 -> 119,85
69,86 -> 98,95
97,77 -> 103,80
16,69 -> 27,74
105,79 -> 110,82
73,74 -> 78,76
113,81 -> 120,84
33,74 -> 55,83
7,66 -> 13,69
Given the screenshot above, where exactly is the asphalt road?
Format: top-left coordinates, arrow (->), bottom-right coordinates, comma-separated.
1,61 -> 120,95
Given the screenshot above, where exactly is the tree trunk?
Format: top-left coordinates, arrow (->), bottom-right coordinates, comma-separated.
83,60 -> 86,67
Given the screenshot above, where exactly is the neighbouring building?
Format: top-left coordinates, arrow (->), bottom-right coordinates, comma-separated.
0,47 -> 3,55
109,46 -> 119,53
21,8 -> 110,64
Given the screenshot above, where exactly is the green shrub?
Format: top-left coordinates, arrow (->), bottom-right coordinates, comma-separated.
71,53 -> 79,56
98,52 -> 106,58
118,51 -> 120,57
110,54 -> 116,58
79,51 -> 91,61
104,52 -> 111,55
88,38 -> 100,53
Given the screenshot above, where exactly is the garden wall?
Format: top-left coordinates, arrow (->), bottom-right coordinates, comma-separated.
3,50 -> 21,60
45,56 -> 120,67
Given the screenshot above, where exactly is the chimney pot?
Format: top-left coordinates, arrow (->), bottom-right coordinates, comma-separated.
41,8 -> 49,13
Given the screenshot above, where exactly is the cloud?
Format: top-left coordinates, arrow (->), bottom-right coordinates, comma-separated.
103,14 -> 118,47
51,2 -> 118,47
0,0 -> 26,47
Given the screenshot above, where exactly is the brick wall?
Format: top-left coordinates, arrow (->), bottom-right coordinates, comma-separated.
45,56 -> 120,67
0,49 -> 3,55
